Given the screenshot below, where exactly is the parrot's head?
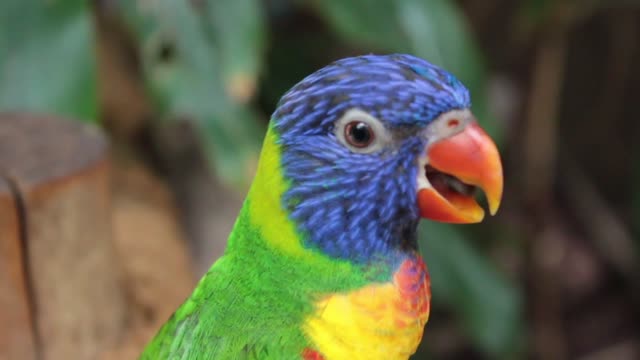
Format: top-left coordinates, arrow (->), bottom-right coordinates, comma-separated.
268,54 -> 503,263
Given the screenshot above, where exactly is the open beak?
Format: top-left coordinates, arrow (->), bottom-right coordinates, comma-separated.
417,122 -> 503,223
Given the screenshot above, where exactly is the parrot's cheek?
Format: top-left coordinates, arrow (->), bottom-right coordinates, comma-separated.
416,122 -> 503,224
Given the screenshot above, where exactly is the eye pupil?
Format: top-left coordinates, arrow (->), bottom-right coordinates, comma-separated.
351,123 -> 371,143
345,121 -> 374,147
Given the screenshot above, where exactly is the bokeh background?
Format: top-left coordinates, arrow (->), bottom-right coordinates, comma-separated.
1,0 -> 639,359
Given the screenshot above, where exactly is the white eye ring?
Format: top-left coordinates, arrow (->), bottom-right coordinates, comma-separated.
335,108 -> 390,153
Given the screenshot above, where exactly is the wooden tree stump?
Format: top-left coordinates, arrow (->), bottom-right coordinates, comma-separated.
0,178 -> 36,360
0,113 -> 127,360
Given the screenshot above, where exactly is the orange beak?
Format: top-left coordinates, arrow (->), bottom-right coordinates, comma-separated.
417,122 -> 503,223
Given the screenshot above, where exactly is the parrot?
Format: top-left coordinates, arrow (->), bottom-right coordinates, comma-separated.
140,54 -> 503,360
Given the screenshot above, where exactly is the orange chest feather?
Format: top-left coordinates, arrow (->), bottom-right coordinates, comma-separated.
303,257 -> 431,360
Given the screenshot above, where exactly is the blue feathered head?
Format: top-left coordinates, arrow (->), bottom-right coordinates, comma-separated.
271,54 -> 502,264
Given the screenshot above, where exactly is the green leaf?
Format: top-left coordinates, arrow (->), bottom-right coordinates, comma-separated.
206,0 -> 266,103
119,0 -> 265,187
419,222 -> 524,356
0,0 -> 97,122
309,0 -> 409,51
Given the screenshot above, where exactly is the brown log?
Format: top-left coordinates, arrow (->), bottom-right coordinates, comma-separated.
0,113 -> 127,360
0,178 -> 36,360
102,159 -> 197,360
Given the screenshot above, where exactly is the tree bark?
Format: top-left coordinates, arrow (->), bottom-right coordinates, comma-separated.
0,177 -> 37,360
0,113 -> 127,360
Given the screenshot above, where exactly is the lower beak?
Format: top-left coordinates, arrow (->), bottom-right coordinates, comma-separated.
417,122 -> 503,223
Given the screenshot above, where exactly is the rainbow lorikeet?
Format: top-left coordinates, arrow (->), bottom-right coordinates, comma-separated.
140,54 -> 503,360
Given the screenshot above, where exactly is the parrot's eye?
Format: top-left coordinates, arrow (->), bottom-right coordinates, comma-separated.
345,121 -> 374,148
335,108 -> 389,153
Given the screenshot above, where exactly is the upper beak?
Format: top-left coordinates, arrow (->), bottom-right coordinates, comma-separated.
417,122 -> 503,223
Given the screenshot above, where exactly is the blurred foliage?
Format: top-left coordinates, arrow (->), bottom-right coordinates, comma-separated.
119,0 -> 266,187
420,223 -> 524,357
521,0 -> 556,24
634,159 -> 640,243
0,0 -> 96,121
0,0 -> 523,358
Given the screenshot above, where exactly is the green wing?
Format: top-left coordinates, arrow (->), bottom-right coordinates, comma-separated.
139,254 -> 310,360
